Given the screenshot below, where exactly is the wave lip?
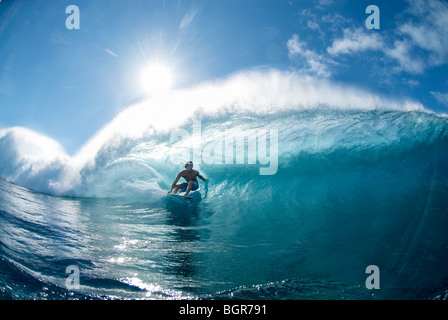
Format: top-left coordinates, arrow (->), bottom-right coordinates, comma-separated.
0,127 -> 78,195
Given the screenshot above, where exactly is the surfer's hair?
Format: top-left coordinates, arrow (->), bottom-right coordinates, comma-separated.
185,161 -> 193,168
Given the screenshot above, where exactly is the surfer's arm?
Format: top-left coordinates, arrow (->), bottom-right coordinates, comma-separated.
198,173 -> 208,181
168,173 -> 182,193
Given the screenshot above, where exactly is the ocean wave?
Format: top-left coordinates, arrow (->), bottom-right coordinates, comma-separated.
0,70 -> 444,198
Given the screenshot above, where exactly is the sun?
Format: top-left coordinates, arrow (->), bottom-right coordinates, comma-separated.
140,63 -> 173,96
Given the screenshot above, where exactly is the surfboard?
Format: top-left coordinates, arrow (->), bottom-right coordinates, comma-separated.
168,188 -> 200,203
169,193 -> 193,201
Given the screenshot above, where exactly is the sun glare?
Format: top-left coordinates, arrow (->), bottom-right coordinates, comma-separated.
140,63 -> 173,96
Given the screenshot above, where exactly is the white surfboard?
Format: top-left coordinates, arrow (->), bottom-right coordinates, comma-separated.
169,193 -> 193,201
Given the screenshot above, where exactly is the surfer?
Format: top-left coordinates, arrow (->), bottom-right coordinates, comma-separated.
168,161 -> 208,197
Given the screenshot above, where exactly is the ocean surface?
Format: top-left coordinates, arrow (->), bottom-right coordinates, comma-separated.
1,72 -> 448,300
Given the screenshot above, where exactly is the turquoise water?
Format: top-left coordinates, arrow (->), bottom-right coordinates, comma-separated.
1,107 -> 448,299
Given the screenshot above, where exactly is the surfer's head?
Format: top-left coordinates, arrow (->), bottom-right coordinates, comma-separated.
185,161 -> 193,169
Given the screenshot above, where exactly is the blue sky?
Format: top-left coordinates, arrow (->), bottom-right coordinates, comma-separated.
1,0 -> 448,154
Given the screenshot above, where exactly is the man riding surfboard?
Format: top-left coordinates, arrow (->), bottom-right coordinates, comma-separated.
168,161 -> 208,197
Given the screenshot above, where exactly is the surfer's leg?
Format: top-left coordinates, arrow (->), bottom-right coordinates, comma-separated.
184,181 -> 194,196
173,183 -> 183,194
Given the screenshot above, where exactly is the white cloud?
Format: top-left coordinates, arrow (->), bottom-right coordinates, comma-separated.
327,28 -> 384,56
403,78 -> 419,88
179,8 -> 198,29
325,0 -> 448,75
431,91 -> 448,107
328,29 -> 428,74
398,0 -> 448,67
387,0 -> 448,73
287,34 -> 332,78
306,20 -> 320,31
316,0 -> 334,9
384,40 -> 426,74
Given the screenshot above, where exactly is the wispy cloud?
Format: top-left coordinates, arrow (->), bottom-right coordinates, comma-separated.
287,34 -> 332,78
179,7 -> 198,29
291,0 -> 448,79
431,91 -> 448,107
316,0 -> 334,9
398,0 -> 448,67
325,0 -> 448,75
327,28 -> 384,56
384,40 -> 426,74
